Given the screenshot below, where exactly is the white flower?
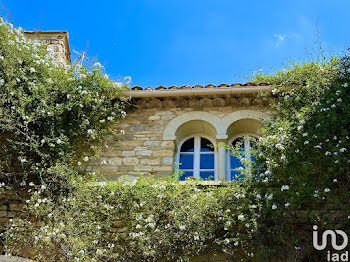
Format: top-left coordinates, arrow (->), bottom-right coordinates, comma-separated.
87,129 -> 93,135
256,194 -> 262,200
41,184 -> 46,190
29,182 -> 35,186
83,156 -> 89,162
238,214 -> 245,221
272,204 -> 277,210
343,83 -> 348,88
81,90 -> 88,95
285,202 -> 290,207
340,148 -> 347,153
272,88 -> 278,95
275,143 -> 283,149
224,238 -> 230,244
179,225 -> 186,231
324,188 -> 331,193
99,119 -> 106,123
30,67 -> 36,73
107,116 -> 114,121
267,193 -> 273,200
194,235 -> 200,241
325,151 -> 331,156
93,62 -> 102,67
77,162 -> 82,166
281,185 -> 290,191
337,98 -> 342,103
56,139 -> 62,144
302,132 -> 308,137
333,179 -> 337,182
120,130 -> 125,135
304,140 -> 309,145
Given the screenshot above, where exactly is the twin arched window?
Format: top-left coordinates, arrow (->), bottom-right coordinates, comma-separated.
177,135 -> 256,181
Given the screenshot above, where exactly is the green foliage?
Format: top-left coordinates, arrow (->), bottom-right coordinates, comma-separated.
4,176 -> 260,261
0,18 -> 128,187
252,55 -> 350,259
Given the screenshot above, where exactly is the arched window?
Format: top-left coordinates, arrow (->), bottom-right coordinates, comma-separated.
226,136 -> 256,181
176,136 -> 216,181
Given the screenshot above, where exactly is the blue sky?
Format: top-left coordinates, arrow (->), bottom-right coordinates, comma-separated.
1,0 -> 350,87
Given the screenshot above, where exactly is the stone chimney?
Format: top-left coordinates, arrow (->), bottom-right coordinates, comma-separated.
24,31 -> 71,66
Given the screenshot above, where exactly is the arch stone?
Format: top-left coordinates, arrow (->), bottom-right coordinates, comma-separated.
221,110 -> 270,135
163,111 -> 223,140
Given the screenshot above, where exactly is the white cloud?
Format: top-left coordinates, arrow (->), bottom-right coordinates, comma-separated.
273,33 -> 301,48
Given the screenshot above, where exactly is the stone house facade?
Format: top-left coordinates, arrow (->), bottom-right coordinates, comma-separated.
25,31 -> 274,182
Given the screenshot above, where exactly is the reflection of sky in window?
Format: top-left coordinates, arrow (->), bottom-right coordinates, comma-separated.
179,171 -> 193,181
200,171 -> 214,180
200,154 -> 214,169
179,137 -> 215,181
179,154 -> 194,169
229,137 -> 256,181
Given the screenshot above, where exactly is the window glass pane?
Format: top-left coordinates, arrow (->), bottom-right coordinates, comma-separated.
180,138 -> 194,152
179,171 -> 193,181
179,154 -> 194,169
200,138 -> 214,152
200,171 -> 215,181
230,154 -> 244,181
231,170 -> 244,181
200,154 -> 214,169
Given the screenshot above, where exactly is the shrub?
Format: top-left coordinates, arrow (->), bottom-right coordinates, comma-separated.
252,55 -> 350,259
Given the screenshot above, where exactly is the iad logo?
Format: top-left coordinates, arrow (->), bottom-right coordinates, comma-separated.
313,225 -> 349,261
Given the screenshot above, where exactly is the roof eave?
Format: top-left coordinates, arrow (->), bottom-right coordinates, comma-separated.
125,86 -> 271,98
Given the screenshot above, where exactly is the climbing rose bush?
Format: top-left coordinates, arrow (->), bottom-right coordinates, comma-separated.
0,17 -> 129,188
4,176 -> 260,261
252,56 -> 350,260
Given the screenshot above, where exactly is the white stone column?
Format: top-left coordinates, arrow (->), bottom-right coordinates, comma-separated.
217,139 -> 227,181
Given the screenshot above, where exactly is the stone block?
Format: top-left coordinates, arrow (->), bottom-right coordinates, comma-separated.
148,115 -> 160,121
120,140 -> 143,147
144,141 -> 160,147
162,157 -> 173,165
108,157 -> 122,165
0,205 -> 7,211
136,150 -> 153,156
140,159 -> 160,165
161,141 -> 174,148
152,166 -> 173,172
0,211 -> 7,217
153,150 -> 174,157
121,151 -> 136,157
119,166 -> 134,172
122,157 -> 139,165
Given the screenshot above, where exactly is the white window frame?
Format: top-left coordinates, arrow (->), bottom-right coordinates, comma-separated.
175,135 -> 218,180
226,133 -> 259,181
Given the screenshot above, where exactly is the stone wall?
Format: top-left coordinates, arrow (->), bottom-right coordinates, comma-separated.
87,96 -> 272,180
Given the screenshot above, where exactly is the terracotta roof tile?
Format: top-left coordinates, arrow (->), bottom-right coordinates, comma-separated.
205,84 -> 216,88
193,84 -> 204,89
132,86 -> 143,90
217,83 -> 230,88
180,85 -> 191,89
155,85 -> 167,90
168,85 -> 178,89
